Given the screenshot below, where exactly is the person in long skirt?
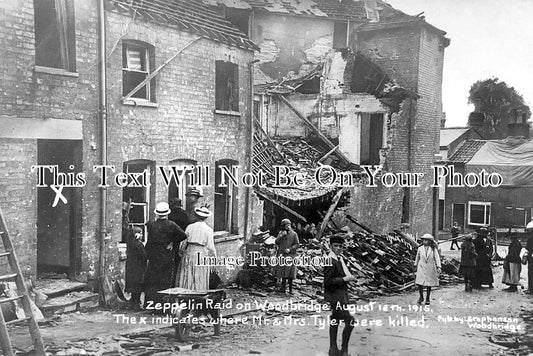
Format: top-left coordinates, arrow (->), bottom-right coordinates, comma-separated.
414,234 -> 441,305
502,234 -> 522,292
473,227 -> 494,289
176,206 -> 216,291
274,218 -> 300,294
125,226 -> 147,310
459,234 -> 477,292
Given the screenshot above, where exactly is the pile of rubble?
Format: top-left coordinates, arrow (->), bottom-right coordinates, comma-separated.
242,222 -> 461,299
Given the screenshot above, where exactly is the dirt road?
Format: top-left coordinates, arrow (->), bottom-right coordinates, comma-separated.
11,252 -> 533,356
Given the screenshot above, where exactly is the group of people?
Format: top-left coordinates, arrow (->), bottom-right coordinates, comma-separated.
124,188 -> 216,310
458,226 -> 495,291
457,224 -> 533,293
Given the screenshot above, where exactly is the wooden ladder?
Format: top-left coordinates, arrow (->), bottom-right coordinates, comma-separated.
0,207 -> 45,355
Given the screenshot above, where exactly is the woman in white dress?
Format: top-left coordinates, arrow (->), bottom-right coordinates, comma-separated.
176,206 -> 216,291
414,234 -> 441,305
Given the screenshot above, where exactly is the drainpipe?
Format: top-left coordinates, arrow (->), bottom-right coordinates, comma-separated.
97,0 -> 108,303
244,59 -> 257,241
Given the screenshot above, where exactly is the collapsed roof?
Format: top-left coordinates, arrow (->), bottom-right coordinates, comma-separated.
106,0 -> 259,51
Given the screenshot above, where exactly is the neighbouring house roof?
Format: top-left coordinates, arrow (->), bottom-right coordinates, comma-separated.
440,127 -> 470,149
447,140 -> 486,164
106,0 -> 259,51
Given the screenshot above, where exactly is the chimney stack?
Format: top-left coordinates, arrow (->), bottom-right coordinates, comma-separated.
507,108 -> 530,138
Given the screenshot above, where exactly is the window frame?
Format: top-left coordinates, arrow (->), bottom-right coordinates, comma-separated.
122,41 -> 156,103
33,0 -> 76,72
467,201 -> 491,226
504,206 -> 528,227
213,159 -> 238,235
215,60 -> 240,114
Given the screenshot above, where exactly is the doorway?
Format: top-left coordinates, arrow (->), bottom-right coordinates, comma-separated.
37,139 -> 81,279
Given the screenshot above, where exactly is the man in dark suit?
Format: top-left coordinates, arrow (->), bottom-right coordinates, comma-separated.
324,235 -> 356,356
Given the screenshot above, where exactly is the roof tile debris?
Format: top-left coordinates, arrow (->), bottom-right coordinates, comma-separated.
447,140 -> 486,164
106,0 -> 258,51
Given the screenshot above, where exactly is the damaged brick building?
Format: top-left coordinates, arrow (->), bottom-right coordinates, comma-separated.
0,0 -> 260,288
208,0 -> 450,235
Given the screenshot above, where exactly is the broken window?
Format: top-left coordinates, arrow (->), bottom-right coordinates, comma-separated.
333,22 -> 348,49
33,0 -> 76,71
122,41 -> 156,101
468,201 -> 491,226
214,160 -> 238,234
215,61 -> 239,112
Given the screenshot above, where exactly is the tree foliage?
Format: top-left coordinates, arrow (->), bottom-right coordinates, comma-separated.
468,78 -> 531,139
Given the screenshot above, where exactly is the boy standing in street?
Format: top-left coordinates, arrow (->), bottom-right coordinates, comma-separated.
324,235 -> 356,356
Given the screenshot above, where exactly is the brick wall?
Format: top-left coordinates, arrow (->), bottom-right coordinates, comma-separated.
0,0 -> 255,282
354,24 -> 446,236
0,0 -> 100,280
105,12 -> 254,281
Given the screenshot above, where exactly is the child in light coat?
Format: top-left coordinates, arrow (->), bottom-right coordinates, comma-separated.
414,234 -> 442,305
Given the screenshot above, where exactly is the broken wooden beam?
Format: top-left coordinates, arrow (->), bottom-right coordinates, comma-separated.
253,117 -> 284,160
345,214 -> 374,234
316,187 -> 349,239
254,189 -> 307,223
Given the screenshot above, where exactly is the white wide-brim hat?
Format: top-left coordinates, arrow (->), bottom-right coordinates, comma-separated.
194,206 -> 211,218
526,219 -> 533,231
420,233 -> 435,241
154,202 -> 171,215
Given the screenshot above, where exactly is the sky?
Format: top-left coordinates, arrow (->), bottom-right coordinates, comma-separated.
386,0 -> 533,127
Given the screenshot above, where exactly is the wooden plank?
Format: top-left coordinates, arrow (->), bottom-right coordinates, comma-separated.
0,207 -> 45,355
254,190 -> 307,223
253,117 -> 284,159
316,187 -> 348,239
318,144 -> 340,164
275,94 -> 353,166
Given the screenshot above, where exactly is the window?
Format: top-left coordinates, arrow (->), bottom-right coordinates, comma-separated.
333,22 -> 348,49
468,201 -> 491,226
122,42 -> 155,101
215,61 -> 239,112
360,113 -> 385,165
504,207 -> 527,227
33,0 -> 76,71
214,160 -> 238,233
